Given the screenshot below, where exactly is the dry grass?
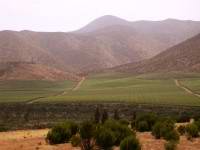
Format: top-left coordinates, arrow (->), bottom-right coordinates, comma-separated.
0,129 -> 200,150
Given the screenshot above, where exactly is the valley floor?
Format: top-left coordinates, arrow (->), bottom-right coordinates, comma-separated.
0,129 -> 200,150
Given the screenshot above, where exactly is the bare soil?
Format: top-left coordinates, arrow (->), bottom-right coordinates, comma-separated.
0,129 -> 200,150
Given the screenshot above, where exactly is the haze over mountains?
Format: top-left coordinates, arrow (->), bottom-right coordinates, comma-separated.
0,15 -> 200,80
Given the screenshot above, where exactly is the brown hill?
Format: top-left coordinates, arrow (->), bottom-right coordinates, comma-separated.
0,62 -> 80,81
113,33 -> 200,73
0,16 -> 200,78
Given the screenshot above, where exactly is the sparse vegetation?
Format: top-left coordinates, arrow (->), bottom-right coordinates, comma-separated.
70,135 -> 81,147
136,113 -> 157,132
186,123 -> 199,138
165,141 -> 177,150
177,125 -> 186,135
152,118 -> 179,142
120,136 -> 141,150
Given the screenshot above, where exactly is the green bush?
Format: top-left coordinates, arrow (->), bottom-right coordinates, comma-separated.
120,136 -> 141,150
152,118 -> 179,142
137,121 -> 149,132
0,124 -> 8,132
152,122 -> 162,139
194,119 -> 200,131
119,119 -> 129,126
186,124 -> 199,138
177,125 -> 186,135
46,124 -> 72,144
80,121 -> 94,139
95,127 -> 116,150
104,120 -> 133,145
70,135 -> 81,147
80,121 -> 95,150
164,130 -> 179,141
165,141 -> 177,150
135,113 -> 157,132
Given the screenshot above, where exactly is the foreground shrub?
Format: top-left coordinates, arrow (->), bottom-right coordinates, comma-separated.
164,130 -> 179,141
120,136 -> 141,150
152,118 -> 179,141
104,120 -> 133,145
80,121 -> 95,150
70,135 -> 81,147
135,113 -> 157,132
0,124 -> 8,132
177,125 -> 186,135
95,127 -> 116,150
194,119 -> 200,131
137,121 -> 149,132
119,119 -> 129,126
164,141 -> 177,150
186,123 -> 199,138
46,124 -> 72,144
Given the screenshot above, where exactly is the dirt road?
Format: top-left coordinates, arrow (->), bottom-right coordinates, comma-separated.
72,77 -> 85,91
174,79 -> 200,98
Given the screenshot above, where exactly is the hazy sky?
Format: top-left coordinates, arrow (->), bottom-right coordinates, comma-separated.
0,0 -> 200,32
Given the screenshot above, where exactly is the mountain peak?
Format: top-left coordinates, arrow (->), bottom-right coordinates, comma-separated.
77,15 -> 130,33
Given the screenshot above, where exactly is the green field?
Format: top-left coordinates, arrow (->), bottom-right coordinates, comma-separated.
42,73 -> 200,106
0,80 -> 75,102
180,79 -> 200,94
0,72 -> 200,106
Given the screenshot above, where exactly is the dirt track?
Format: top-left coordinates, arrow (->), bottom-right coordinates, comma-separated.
72,77 -> 85,91
1,129 -> 200,150
174,79 -> 200,98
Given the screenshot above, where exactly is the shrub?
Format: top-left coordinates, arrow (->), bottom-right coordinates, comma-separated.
164,141 -> 177,150
119,119 -> 129,126
194,119 -> 200,131
104,120 -> 133,145
80,121 -> 94,139
46,124 -> 72,144
177,125 -> 186,135
70,135 -> 81,147
68,121 -> 79,135
152,118 -> 179,142
164,130 -> 179,142
137,121 -> 149,132
0,124 -> 8,132
152,122 -> 162,139
120,136 -> 141,150
95,127 -> 116,150
186,123 -> 199,138
80,121 -> 95,150
135,113 -> 157,131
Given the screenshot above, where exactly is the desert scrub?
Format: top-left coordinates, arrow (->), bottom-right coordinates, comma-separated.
70,135 -> 81,147
120,136 -> 141,150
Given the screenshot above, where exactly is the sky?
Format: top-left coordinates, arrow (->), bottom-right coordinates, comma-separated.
0,0 -> 200,32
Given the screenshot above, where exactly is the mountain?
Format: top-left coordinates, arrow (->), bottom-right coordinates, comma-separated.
112,33 -> 200,73
0,16 -> 200,80
77,15 -> 131,33
0,62 -> 80,81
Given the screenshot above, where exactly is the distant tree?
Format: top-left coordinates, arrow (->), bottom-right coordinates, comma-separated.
102,109 -> 109,124
114,109 -> 120,120
94,107 -> 101,124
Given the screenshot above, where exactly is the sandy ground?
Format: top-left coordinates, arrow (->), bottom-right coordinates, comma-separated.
0,129 -> 200,150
